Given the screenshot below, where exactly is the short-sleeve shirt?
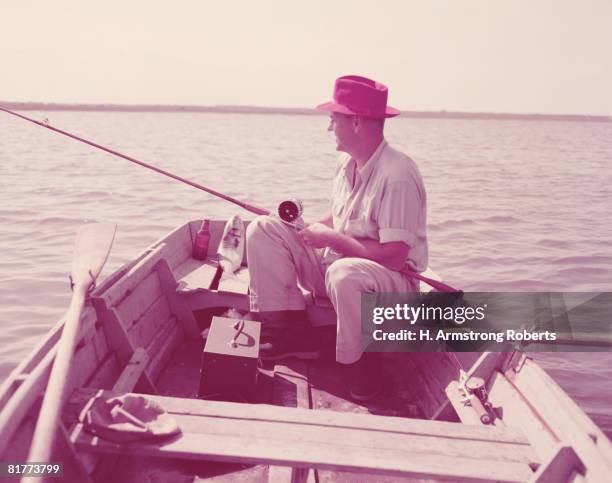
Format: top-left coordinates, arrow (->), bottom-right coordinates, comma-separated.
324,139 -> 428,272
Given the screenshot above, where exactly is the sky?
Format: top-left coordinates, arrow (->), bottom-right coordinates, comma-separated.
2,0 -> 611,115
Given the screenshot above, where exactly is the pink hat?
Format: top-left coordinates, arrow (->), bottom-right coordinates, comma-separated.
316,75 -> 400,119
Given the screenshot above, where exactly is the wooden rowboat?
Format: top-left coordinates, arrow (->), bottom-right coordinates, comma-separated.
1,219 -> 610,482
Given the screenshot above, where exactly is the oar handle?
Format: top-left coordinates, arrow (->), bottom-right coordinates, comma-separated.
26,223 -> 115,464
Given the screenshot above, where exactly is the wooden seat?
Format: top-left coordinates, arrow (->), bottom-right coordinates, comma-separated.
174,258 -> 250,296
70,388 -> 537,482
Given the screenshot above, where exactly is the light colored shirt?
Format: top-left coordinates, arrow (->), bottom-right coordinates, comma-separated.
324,139 -> 428,272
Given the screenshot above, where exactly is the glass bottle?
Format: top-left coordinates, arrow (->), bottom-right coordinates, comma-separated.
193,219 -> 211,260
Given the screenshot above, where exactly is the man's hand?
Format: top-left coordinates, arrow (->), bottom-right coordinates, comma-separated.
298,223 -> 338,249
298,219 -> 410,271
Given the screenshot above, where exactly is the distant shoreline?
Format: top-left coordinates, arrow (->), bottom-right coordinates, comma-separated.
1,101 -> 610,123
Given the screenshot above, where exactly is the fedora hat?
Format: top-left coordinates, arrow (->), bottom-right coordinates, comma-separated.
316,75 -> 400,119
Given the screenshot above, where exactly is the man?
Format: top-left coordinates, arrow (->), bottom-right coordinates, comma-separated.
246,75 -> 428,401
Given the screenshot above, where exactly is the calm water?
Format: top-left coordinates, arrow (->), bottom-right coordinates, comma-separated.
1,111 -> 611,435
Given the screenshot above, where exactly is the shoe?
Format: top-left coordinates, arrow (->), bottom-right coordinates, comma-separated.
259,322 -> 320,361
259,341 -> 320,361
259,336 -> 320,361
257,311 -> 320,361
348,353 -> 383,402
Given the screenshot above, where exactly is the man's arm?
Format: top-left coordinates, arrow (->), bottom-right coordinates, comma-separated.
333,235 -> 409,271
299,223 -> 409,271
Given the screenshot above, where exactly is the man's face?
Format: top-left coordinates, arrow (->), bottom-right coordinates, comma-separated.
328,112 -> 355,153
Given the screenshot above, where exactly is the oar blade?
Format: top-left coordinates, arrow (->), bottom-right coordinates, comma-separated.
71,222 -> 117,289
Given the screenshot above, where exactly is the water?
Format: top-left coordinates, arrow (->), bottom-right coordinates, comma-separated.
1,111 -> 611,436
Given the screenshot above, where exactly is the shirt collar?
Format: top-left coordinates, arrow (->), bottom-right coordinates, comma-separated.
344,139 -> 388,187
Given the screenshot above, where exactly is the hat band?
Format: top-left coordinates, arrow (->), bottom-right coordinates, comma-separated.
334,87 -> 387,116
333,101 -> 385,117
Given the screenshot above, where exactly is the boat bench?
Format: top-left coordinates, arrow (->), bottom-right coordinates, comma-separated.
70,388 -> 537,482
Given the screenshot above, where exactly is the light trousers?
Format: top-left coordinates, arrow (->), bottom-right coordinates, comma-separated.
246,216 -> 417,364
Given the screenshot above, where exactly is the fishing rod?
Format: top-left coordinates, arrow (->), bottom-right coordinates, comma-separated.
1,106 -> 459,292
0,106 -> 268,216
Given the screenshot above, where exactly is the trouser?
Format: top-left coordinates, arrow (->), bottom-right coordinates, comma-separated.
246,216 -> 418,364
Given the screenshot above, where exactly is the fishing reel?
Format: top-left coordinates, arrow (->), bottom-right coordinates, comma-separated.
277,198 -> 304,224
464,376 -> 494,425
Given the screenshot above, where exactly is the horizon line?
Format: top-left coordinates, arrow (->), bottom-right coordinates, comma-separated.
1,101 -> 610,123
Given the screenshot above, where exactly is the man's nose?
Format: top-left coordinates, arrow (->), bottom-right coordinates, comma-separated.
327,120 -> 333,132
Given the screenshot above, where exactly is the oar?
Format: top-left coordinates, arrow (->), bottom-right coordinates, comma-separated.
27,223 -> 116,463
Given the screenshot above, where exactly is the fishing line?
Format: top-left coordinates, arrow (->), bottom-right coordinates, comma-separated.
0,106 -> 268,216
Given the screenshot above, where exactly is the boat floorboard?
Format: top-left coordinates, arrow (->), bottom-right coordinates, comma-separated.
79,339 -> 274,482
66,336 -> 538,482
